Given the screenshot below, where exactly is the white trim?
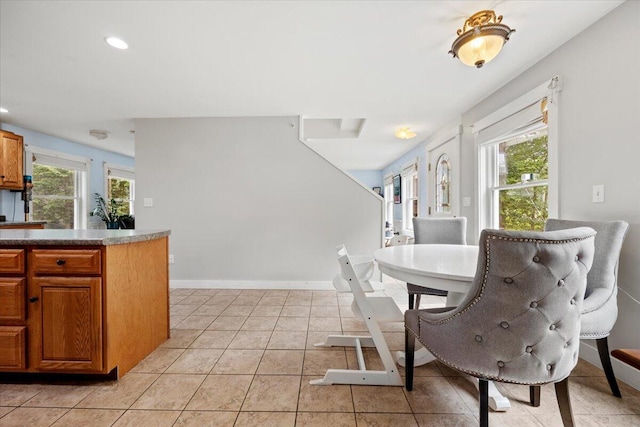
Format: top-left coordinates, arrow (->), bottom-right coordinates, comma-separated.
472,76 -> 562,133
170,280 -> 385,291
580,342 -> 640,392
401,158 -> 419,176
424,125 -> 462,152
26,145 -> 90,172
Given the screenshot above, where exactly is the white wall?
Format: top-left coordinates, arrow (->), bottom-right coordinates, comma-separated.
135,116 -> 383,284
459,1 -> 640,387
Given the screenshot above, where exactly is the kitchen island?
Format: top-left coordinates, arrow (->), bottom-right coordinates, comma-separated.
0,229 -> 170,379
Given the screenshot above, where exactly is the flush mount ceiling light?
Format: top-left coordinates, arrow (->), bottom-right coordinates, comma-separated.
105,36 -> 128,50
449,10 -> 515,68
395,128 -> 417,140
89,129 -> 108,140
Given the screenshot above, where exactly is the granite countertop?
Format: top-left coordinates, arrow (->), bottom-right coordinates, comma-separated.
0,229 -> 171,246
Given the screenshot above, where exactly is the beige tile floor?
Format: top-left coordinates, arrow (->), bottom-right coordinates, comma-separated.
1,280 -> 639,426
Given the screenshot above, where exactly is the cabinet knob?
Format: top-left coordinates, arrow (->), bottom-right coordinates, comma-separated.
56,259 -> 66,265
29,297 -> 39,303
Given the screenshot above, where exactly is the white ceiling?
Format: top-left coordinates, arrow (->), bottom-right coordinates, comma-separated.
0,0 -> 623,170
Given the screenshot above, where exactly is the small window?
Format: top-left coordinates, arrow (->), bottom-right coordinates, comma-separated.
105,164 -> 135,217
435,154 -> 451,214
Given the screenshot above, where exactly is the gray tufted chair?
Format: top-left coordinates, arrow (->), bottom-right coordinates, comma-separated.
408,217 -> 467,307
541,219 -> 629,399
405,227 -> 596,427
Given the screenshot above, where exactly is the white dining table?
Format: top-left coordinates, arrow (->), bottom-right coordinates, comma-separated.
373,244 -> 511,412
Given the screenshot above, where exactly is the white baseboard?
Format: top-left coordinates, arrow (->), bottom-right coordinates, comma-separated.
170,280 -> 386,291
580,341 -> 640,392
171,280 -> 335,290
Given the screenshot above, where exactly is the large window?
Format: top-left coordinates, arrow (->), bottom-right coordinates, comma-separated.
104,164 -> 135,216
476,77 -> 558,232
27,147 -> 90,229
402,161 -> 418,230
483,127 -> 548,230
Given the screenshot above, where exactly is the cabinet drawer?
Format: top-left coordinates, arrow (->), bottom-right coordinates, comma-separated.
0,278 -> 26,322
0,326 -> 26,370
0,249 -> 25,274
30,250 -> 102,275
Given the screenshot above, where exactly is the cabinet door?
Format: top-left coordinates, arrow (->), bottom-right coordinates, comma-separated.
0,326 -> 26,370
29,277 -> 103,372
0,278 -> 26,322
0,131 -> 24,190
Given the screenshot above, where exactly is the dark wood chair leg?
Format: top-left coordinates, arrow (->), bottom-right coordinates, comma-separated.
479,379 -> 489,427
405,328 -> 415,391
596,337 -> 622,397
415,294 -> 421,309
555,377 -> 575,427
530,385 -> 541,407
408,294 -> 415,310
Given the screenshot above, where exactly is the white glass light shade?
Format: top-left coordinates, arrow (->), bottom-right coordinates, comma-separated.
456,33 -> 505,67
449,10 -> 514,68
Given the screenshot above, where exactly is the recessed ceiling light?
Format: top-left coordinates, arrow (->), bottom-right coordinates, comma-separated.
0,108 -> 8,113
105,37 -> 128,50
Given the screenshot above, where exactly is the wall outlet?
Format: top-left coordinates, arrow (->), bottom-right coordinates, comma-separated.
592,185 -> 605,203
143,198 -> 153,207
168,254 -> 174,264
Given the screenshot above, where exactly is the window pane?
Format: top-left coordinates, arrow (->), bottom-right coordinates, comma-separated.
31,198 -> 74,229
498,185 -> 548,231
108,177 -> 132,216
32,164 -> 75,197
435,154 -> 451,213
498,131 -> 548,185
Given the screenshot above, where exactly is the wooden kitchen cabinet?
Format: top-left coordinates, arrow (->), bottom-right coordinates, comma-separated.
28,249 -> 103,372
0,249 -> 27,370
0,130 -> 24,190
0,231 -> 170,378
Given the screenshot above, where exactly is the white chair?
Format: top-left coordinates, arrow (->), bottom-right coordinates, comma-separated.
311,245 -> 403,386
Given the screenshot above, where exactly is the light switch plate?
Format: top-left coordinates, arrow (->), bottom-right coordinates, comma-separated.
463,197 -> 471,207
143,198 -> 153,207
592,185 -> 604,203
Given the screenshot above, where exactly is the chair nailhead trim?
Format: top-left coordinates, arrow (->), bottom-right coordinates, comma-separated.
500,321 -> 509,329
530,301 -> 538,308
533,256 -> 540,262
475,335 -> 483,342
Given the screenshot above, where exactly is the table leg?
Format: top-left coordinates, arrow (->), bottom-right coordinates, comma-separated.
474,378 -> 511,411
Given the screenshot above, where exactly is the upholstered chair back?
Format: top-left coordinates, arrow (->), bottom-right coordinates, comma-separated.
544,219 -> 628,338
412,217 -> 467,245
405,227 -> 595,385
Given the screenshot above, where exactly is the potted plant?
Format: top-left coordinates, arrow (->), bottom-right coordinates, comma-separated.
90,193 -> 120,229
119,214 -> 135,229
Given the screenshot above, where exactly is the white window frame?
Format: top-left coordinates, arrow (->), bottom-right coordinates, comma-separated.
104,163 -> 135,215
401,159 -> 419,231
383,173 -> 394,230
24,145 -> 91,229
474,77 -> 560,233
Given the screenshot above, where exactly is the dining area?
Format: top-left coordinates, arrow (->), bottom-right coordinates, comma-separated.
319,216 -> 631,427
